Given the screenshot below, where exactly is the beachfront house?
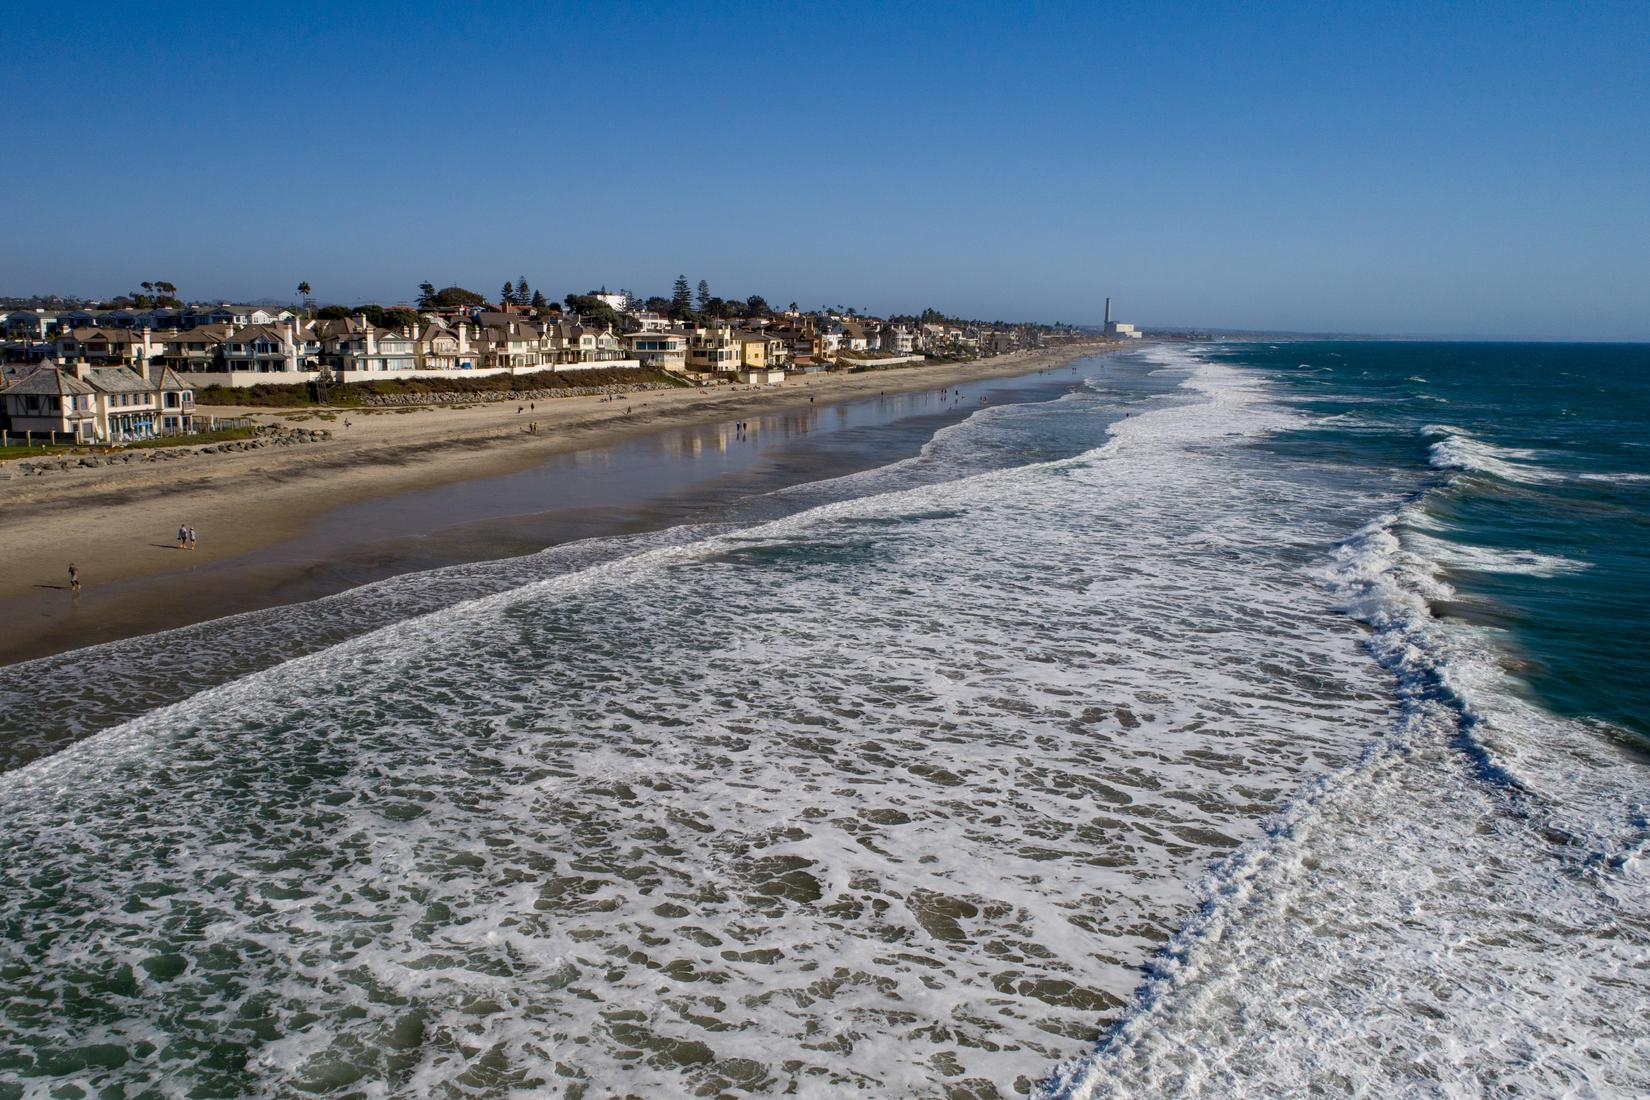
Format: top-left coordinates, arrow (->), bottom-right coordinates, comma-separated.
477,321 -> 546,369
151,366 -> 198,433
687,323 -> 741,377
371,329 -> 418,372
0,366 -> 99,440
0,360 -> 198,442
593,325 -> 624,361
738,331 -> 789,371
415,321 -> 473,370
624,330 -> 688,371
315,317 -> 414,373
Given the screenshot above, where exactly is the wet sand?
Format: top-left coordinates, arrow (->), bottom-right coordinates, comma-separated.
0,345 -> 1111,665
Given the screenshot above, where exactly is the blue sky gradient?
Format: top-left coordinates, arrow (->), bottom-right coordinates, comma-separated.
3,1 -> 1647,337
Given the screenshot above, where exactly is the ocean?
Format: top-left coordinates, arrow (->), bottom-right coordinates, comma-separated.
0,342 -> 1644,1098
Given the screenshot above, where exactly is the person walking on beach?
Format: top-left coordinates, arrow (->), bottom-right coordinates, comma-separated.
177,523 -> 188,549
187,527 -> 197,551
68,563 -> 80,593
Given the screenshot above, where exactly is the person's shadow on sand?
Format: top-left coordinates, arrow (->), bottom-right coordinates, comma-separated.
150,544 -> 186,550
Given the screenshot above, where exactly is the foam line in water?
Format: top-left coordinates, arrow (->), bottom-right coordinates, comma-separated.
1040,445 -> 1650,1098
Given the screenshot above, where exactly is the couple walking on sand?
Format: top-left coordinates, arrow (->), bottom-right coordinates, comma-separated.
176,524 -> 198,551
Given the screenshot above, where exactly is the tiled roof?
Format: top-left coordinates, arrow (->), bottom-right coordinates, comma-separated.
85,367 -> 153,394
2,366 -> 96,396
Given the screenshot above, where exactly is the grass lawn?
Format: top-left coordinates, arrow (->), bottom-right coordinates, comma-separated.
121,426 -> 258,449
0,444 -> 83,463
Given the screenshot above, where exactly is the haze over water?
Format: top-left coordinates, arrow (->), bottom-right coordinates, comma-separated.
0,344 -> 1645,1097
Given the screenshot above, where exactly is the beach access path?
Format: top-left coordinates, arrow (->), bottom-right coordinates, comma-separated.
0,344 -> 1109,655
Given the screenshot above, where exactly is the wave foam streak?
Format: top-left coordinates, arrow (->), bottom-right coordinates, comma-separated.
1041,493 -> 1650,1098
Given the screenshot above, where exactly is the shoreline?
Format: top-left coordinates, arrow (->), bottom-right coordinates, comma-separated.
0,343 -> 1115,666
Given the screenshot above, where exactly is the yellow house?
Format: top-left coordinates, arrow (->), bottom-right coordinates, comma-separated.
740,332 -> 788,368
739,333 -> 770,369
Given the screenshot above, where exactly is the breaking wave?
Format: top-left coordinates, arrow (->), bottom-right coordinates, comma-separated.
1040,411 -> 1650,1098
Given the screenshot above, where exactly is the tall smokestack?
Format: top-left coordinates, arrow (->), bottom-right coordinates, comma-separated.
1105,297 -> 1112,326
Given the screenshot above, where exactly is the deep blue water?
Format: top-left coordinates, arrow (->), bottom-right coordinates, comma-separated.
1221,340 -> 1650,743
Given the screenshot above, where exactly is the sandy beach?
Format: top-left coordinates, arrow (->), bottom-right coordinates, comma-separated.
0,343 -> 1108,664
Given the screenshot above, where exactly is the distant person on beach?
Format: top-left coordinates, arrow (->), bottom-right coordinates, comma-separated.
68,563 -> 80,593
177,523 -> 187,549
188,527 -> 197,551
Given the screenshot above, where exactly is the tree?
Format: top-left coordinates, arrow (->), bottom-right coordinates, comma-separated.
645,296 -> 671,315
530,289 -> 548,310
430,286 -> 486,308
416,281 -> 436,307
501,281 -> 515,307
316,305 -> 352,320
516,276 -> 531,307
788,302 -> 798,313
298,281 -> 312,300
746,295 -> 770,317
564,293 -> 628,333
696,279 -> 710,312
670,275 -> 693,319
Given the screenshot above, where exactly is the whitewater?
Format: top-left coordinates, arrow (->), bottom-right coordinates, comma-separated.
0,347 -> 1644,1098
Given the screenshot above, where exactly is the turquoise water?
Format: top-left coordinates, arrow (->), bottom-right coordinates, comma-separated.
1237,340 -> 1650,743
0,344 -> 1644,1097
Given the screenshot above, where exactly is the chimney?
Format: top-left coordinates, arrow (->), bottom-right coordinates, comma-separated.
1105,297 -> 1112,326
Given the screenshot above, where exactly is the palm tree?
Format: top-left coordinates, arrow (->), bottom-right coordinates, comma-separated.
297,281 -> 311,300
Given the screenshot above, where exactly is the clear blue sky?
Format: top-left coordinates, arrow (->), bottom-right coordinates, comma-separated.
3,1 -> 1647,338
